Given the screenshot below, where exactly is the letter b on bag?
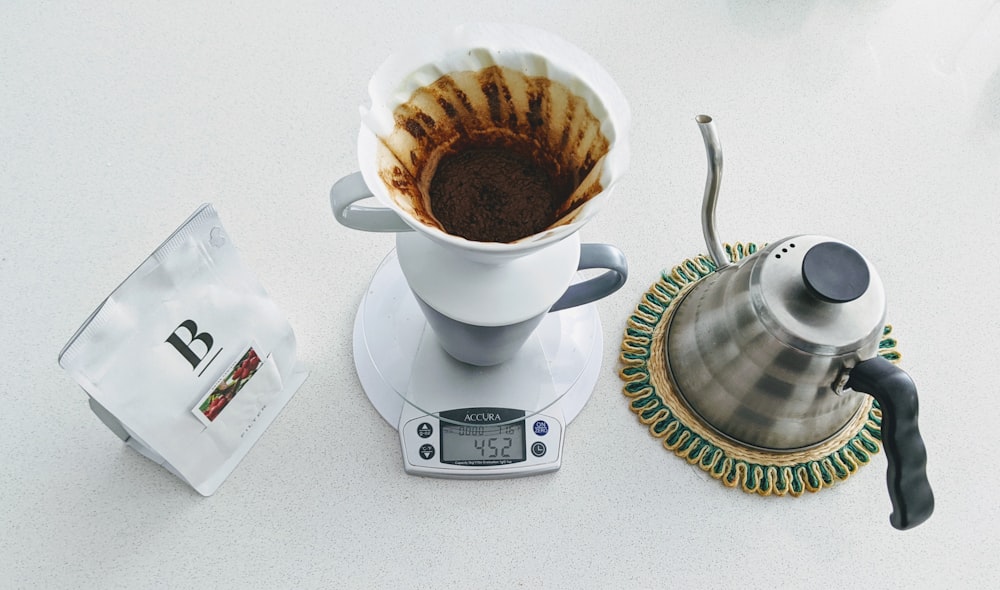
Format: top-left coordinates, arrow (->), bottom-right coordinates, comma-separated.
167,319 -> 214,370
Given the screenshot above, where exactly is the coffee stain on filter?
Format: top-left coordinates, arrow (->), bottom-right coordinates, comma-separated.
376,64 -> 610,242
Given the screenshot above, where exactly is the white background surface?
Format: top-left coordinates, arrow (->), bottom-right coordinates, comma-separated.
3,1 -> 999,588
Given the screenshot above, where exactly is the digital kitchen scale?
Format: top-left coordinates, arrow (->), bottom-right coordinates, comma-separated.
353,249 -> 603,479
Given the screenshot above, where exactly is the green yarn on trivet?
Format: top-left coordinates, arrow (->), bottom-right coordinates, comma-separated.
619,243 -> 901,496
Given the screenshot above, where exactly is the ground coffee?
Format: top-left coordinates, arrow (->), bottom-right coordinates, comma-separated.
429,146 -> 565,243
375,64 -> 612,244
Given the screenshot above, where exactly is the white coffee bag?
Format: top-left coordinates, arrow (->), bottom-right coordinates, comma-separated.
59,204 -> 308,495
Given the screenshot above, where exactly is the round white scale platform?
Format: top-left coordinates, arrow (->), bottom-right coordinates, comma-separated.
353,249 -> 604,479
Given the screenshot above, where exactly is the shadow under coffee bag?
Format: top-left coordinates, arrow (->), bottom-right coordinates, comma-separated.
58,204 -> 309,495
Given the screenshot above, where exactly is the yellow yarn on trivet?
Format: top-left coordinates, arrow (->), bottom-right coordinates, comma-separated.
619,242 -> 901,496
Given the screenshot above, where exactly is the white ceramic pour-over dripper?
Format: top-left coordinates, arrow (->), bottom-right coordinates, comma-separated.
330,22 -> 631,264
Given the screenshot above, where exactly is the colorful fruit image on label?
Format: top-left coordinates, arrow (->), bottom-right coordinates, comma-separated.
192,346 -> 263,425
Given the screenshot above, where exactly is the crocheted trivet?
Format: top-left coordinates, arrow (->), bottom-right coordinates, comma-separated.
619,243 -> 901,496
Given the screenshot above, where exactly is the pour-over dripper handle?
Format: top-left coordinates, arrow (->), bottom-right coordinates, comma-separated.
846,356 -> 934,530
331,171 -> 414,232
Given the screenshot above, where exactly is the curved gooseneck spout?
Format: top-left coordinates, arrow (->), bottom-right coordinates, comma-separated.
697,115 -> 729,271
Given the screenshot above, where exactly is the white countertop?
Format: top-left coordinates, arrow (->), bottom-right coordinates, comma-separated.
3,1 -> 999,587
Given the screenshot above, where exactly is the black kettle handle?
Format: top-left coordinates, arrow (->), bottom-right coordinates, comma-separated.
846,356 -> 934,530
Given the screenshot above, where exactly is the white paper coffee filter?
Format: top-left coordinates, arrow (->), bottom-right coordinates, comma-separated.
357,23 -> 630,257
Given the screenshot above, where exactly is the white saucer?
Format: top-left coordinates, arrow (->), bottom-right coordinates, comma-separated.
352,249 -> 603,428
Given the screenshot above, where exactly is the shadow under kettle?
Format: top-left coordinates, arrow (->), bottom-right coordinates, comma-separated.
664,115 -> 934,530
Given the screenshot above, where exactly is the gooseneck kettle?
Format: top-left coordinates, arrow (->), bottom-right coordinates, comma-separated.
666,115 -> 934,530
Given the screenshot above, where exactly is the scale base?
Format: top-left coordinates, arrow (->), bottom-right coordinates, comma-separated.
352,250 -> 604,479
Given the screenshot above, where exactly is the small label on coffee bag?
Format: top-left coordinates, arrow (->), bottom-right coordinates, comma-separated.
191,345 -> 265,426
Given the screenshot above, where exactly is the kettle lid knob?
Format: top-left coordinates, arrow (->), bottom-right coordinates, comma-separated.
801,242 -> 871,303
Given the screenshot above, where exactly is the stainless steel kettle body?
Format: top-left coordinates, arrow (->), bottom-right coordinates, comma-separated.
667,234 -> 884,451
666,116 -> 934,530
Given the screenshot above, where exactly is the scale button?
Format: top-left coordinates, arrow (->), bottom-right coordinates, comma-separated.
531,441 -> 547,458
419,444 -> 436,460
417,422 -> 433,438
533,420 -> 549,436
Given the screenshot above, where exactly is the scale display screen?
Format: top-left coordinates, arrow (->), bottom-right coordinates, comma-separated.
439,408 -> 526,466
